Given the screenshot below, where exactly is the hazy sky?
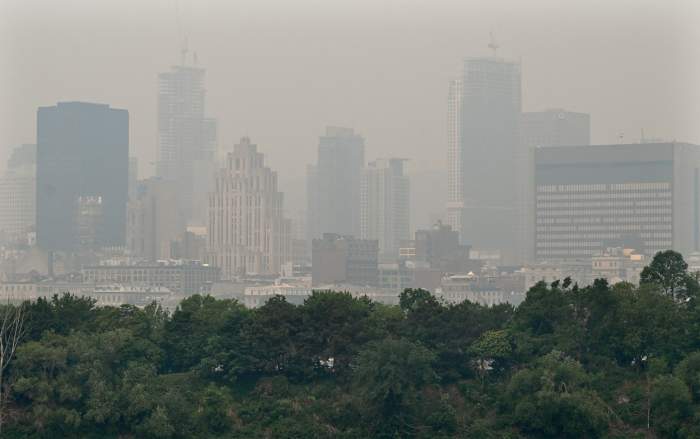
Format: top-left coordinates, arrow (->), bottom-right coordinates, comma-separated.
2,0 -> 699,186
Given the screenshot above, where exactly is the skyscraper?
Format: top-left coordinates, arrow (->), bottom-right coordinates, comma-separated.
36,102 -> 128,251
451,57 -> 521,264
446,78 -> 463,235
207,137 -> 291,278
361,158 -> 410,260
157,64 -> 217,227
0,144 -> 36,244
308,127 -> 365,240
517,109 -> 591,263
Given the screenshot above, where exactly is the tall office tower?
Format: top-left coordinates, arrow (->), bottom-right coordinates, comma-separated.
308,127 -> 365,240
517,109 -> 591,263
534,142 -> 700,261
455,57 -> 521,264
305,164 -> 319,243
127,178 -> 180,260
207,137 -> 291,278
446,78 -> 463,235
36,102 -> 128,251
157,64 -> 217,227
361,158 -> 410,260
0,144 -> 36,244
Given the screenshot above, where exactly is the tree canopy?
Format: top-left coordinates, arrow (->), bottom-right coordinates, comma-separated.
1,250 -> 700,438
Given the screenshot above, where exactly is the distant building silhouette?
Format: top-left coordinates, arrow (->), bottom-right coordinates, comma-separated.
312,233 -> 378,286
307,127 -> 364,240
361,158 -> 410,260
449,57 -> 521,265
127,178 -> 180,260
36,102 -> 128,251
518,109 -> 591,263
534,142 -> 700,260
207,137 -> 291,278
157,65 -> 217,228
0,144 -> 36,244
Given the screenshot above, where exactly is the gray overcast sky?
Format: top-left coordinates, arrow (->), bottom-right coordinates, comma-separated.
1,0 -> 699,183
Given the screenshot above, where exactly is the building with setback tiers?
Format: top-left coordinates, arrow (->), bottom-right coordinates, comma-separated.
535,142 -> 700,261
207,137 -> 291,278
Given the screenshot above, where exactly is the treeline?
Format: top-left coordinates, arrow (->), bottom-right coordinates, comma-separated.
1,250 -> 700,438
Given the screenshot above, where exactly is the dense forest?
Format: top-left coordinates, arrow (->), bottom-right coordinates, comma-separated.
2,250 -> 700,438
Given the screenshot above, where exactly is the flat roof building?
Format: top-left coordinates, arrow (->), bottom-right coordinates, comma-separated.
36,102 -> 128,251
534,142 -> 700,260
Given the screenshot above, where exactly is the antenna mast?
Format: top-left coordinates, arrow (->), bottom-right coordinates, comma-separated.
488,31 -> 499,56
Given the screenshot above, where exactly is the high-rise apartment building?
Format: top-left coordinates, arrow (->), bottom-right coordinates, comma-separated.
518,109 -> 591,263
534,142 -> 700,260
207,137 -> 291,278
361,158 -> 410,259
36,102 -> 128,251
0,144 -> 36,244
157,65 -> 217,227
308,127 -> 364,240
127,178 -> 180,260
449,57 -> 521,264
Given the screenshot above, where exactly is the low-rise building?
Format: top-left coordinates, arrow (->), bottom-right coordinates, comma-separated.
0,280 -> 171,307
82,259 -> 219,294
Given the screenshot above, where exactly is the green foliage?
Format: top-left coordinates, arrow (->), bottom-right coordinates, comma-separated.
4,257 -> 700,438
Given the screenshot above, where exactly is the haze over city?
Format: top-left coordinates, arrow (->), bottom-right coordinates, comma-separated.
1,2 -> 700,437
2,0 -> 700,227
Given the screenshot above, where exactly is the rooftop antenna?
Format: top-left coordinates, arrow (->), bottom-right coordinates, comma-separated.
488,31 -> 499,56
174,0 -> 189,66
180,35 -> 189,66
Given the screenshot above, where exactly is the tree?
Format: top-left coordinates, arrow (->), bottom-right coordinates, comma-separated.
640,250 -> 692,301
353,338 -> 437,437
0,303 -> 26,434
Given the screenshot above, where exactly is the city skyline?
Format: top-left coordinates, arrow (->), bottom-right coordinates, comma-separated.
2,0 -> 698,196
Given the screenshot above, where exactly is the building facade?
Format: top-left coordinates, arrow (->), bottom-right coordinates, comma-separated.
453,57 -> 521,264
518,109 -> 591,263
308,127 -> 364,240
157,65 -> 217,227
446,79 -> 464,234
535,142 -> 700,260
312,233 -> 378,286
127,178 -> 181,261
361,158 -> 410,260
0,144 -> 35,244
36,102 -> 128,251
82,259 -> 219,295
207,137 -> 291,278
